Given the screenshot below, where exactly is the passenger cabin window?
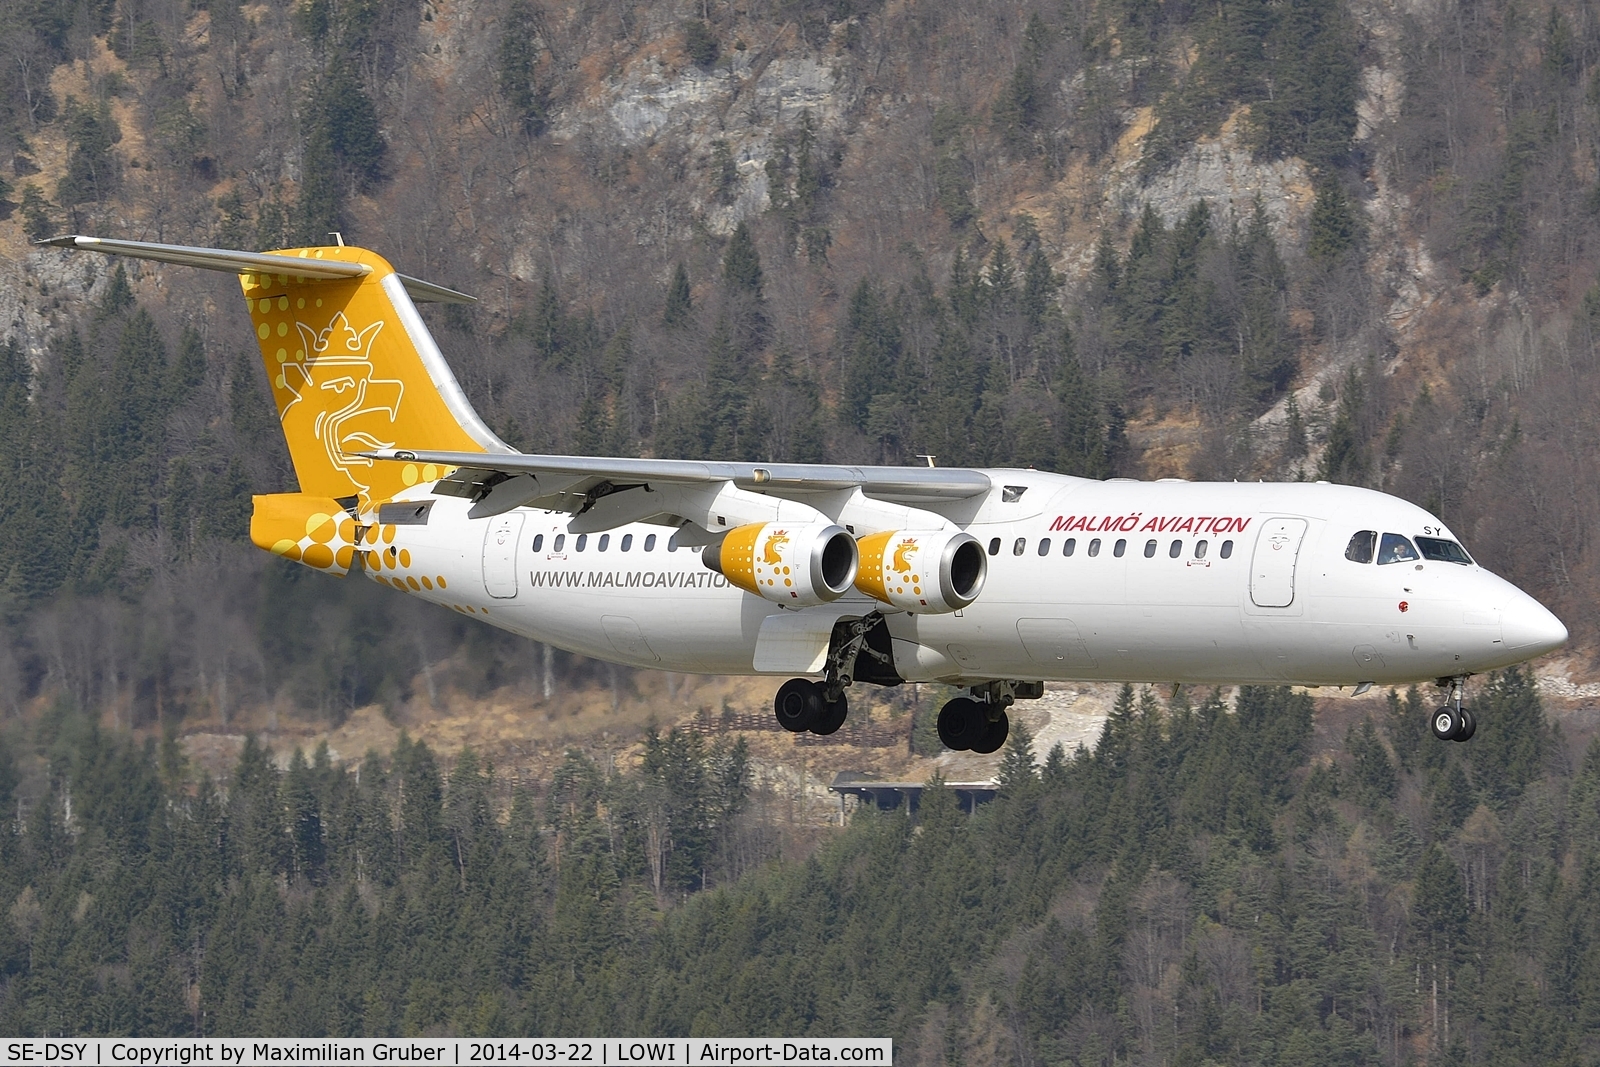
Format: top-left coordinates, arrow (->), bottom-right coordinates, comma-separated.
532,534 -> 545,552
576,534 -> 588,552
989,538 -> 1002,556
1416,536 -> 1473,565
598,534 -> 610,551
1144,540 -> 1157,557
1345,530 -> 1377,563
1088,538 -> 1102,557
1013,538 -> 1027,556
1378,532 -> 1419,565
621,534 -> 633,551
1038,538 -> 1051,556
1220,540 -> 1233,559
1169,539 -> 1182,558
1113,538 -> 1127,557
1063,538 -> 1076,556
1195,540 -> 1207,558
644,534 -> 657,551
553,534 -> 566,552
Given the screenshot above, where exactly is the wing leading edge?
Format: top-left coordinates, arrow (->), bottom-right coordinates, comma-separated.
363,448 -> 995,531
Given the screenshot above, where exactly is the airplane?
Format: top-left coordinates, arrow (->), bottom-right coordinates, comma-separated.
39,235 -> 1569,752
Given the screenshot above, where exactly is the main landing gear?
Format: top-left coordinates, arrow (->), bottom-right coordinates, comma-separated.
772,613 -> 899,736
1431,676 -> 1477,742
935,681 -> 1042,755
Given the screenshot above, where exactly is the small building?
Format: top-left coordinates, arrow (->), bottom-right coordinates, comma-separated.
829,772 -> 998,815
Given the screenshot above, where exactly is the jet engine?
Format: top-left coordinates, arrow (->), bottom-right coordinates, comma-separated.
854,529 -> 987,613
703,522 -> 859,606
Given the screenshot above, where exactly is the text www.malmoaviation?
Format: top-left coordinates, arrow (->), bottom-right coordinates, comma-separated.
529,569 -> 733,590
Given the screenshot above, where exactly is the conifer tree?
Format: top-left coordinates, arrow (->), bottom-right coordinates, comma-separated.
498,0 -> 546,136
997,721 -> 1039,792
663,263 -> 692,327
1308,175 -> 1358,265
722,221 -> 764,299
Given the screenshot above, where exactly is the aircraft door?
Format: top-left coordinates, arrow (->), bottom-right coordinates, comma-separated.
482,514 -> 524,598
1249,518 -> 1308,608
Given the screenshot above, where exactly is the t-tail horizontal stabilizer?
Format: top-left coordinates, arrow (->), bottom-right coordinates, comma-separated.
40,234 -> 510,525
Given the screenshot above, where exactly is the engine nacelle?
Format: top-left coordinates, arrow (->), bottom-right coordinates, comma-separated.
855,529 -> 986,613
703,522 -> 859,606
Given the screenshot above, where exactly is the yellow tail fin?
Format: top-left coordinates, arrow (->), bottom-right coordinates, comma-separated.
241,245 -> 507,506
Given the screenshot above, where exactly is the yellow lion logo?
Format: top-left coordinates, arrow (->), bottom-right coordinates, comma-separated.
762,530 -> 790,565
892,539 -> 918,574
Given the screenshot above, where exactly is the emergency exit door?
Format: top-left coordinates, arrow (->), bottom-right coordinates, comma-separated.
1249,518 -> 1308,608
482,514 -> 523,599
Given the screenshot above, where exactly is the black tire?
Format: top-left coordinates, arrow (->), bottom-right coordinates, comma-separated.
937,697 -> 986,751
969,711 -> 1010,755
1454,707 -> 1476,742
775,678 -> 821,732
1431,706 -> 1461,741
813,691 -> 849,735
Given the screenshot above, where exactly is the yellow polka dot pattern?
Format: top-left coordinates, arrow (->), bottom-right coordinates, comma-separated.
249,492 -> 361,576
352,518 -> 448,598
853,530 -> 938,611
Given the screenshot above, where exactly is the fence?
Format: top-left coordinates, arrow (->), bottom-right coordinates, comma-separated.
681,709 -> 910,749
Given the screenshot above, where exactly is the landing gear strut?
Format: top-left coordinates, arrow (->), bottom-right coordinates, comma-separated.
1431,676 -> 1477,742
772,613 -> 893,736
935,681 -> 1035,754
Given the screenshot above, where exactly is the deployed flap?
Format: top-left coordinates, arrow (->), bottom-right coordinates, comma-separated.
753,610 -> 849,673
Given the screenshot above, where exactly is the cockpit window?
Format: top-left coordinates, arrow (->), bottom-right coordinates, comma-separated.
1345,530 -> 1376,563
1377,532 -> 1419,565
1416,536 -> 1473,565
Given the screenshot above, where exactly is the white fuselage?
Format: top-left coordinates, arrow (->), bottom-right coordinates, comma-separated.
366,472 -> 1567,687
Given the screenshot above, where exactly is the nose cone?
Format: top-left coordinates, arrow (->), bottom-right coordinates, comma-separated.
1503,595 -> 1569,659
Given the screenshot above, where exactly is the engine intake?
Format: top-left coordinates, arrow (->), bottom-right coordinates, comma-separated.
703,522 -> 859,606
855,529 -> 986,613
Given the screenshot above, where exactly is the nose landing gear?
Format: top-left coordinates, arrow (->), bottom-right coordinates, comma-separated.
1431,677 -> 1477,742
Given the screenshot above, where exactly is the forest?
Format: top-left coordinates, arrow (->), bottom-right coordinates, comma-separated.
2,675 -> 1593,1065
1,0 -> 1600,1053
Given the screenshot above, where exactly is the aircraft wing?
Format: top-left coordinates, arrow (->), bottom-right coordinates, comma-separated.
362,448 -> 992,526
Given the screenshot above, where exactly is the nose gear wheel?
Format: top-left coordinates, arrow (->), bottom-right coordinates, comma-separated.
1430,676 -> 1476,741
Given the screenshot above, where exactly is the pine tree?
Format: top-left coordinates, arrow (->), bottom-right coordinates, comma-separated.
56,97 -> 121,212
722,221 -> 764,299
1308,175 -> 1358,265
997,720 -> 1039,792
498,0 -> 546,135
1283,392 -> 1308,460
168,324 -> 207,407
1021,245 -> 1059,332
1057,331 -> 1110,478
663,263 -> 692,327
841,278 -> 902,432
